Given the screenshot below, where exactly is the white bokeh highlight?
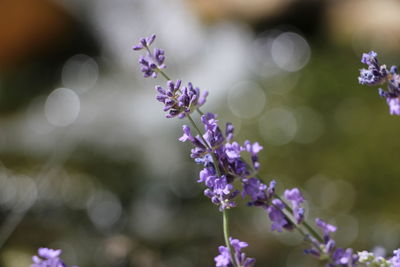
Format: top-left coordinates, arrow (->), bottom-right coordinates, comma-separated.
271,32 -> 311,72
62,54 -> 99,94
228,81 -> 266,119
45,88 -> 80,127
259,108 -> 297,146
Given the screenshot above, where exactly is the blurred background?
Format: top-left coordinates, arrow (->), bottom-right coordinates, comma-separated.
1,0 -> 400,266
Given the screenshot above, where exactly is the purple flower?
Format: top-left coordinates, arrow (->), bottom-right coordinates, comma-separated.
358,51 -> 400,116
387,97 -> 400,115
242,178 -> 267,202
214,238 -> 255,267
225,123 -> 234,142
358,51 -> 387,86
267,199 -> 292,232
224,142 -> 243,159
156,80 -> 208,118
389,249 -> 400,266
132,34 -> 156,51
133,34 -> 166,78
215,246 -> 231,267
202,113 -> 225,148
315,218 -> 337,236
243,141 -> 263,170
332,248 -> 358,266
284,188 -> 305,224
204,175 -> 239,211
31,248 -> 77,267
137,48 -> 166,78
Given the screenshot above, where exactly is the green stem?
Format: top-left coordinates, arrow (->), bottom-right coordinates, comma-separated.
157,69 -> 171,80
276,204 -> 324,254
275,194 -> 324,243
196,108 -> 204,116
223,210 -> 240,267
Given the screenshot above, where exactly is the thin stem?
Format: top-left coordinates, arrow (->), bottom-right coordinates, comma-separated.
275,194 -> 324,243
196,108 -> 204,116
277,205 -> 324,254
273,203 -> 307,238
223,210 -> 240,267
157,69 -> 171,80
187,115 -> 208,148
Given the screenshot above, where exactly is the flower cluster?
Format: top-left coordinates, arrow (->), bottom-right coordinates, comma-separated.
306,218 -> 359,266
357,250 -> 400,267
179,112 -> 249,211
358,51 -> 400,115
179,112 -> 307,233
156,80 -> 208,118
31,248 -> 77,267
132,34 -> 165,78
133,34 -> 400,267
215,238 -> 255,267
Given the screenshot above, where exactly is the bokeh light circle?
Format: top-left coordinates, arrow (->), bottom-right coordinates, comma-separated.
259,108 -> 297,145
228,81 -> 266,119
45,88 -> 80,127
62,54 -> 99,94
271,32 -> 311,72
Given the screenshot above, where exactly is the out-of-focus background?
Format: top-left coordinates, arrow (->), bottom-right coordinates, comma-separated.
1,0 -> 400,266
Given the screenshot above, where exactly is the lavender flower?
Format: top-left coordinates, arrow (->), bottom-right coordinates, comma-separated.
387,97 -> 400,115
358,51 -> 400,116
156,80 -> 208,118
267,198 -> 293,232
357,250 -> 392,266
133,34 -> 166,78
358,51 -> 387,86
305,219 -> 360,266
243,141 -> 263,170
242,178 -> 268,205
389,249 -> 400,266
178,112 -> 268,210
31,248 -> 77,267
134,33 -> 400,267
204,174 -> 240,211
132,34 -> 156,51
315,218 -> 337,236
284,188 -> 305,224
214,238 -> 255,267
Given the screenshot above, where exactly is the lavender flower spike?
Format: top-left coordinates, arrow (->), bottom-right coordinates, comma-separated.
133,34 -> 166,78
31,248 -> 78,267
156,80 -> 208,119
284,188 -> 305,224
214,238 -> 255,267
358,51 -> 388,86
132,34 -> 156,50
358,51 -> 400,116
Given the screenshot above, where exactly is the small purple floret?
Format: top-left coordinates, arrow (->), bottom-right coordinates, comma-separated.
31,248 -> 77,267
284,188 -> 305,224
315,218 -> 337,236
133,34 -> 166,78
156,80 -> 208,119
387,97 -> 400,115
214,238 -> 255,267
359,51 -> 400,116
